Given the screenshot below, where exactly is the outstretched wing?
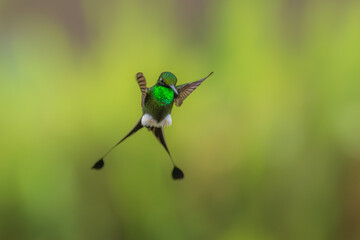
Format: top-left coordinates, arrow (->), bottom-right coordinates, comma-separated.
174,72 -> 213,107
136,72 -> 147,107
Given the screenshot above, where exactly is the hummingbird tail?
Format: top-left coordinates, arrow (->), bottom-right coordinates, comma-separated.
92,118 -> 144,169
149,127 -> 171,157
148,127 -> 184,180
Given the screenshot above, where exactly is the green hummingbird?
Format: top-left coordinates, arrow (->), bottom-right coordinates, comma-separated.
92,71 -> 213,180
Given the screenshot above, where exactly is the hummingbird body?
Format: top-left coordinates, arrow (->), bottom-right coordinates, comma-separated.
142,85 -> 174,127
92,71 -> 213,180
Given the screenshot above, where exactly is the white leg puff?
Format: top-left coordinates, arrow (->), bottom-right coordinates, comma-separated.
141,113 -> 156,127
141,113 -> 172,127
160,114 -> 172,127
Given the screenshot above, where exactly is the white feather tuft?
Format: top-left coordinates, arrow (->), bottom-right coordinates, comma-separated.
141,113 -> 172,127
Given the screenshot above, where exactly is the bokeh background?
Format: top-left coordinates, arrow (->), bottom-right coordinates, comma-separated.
1,0 -> 360,239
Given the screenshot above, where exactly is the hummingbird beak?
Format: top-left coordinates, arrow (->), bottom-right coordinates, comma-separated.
170,85 -> 178,95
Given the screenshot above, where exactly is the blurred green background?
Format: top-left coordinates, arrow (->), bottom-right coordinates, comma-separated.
1,0 -> 360,239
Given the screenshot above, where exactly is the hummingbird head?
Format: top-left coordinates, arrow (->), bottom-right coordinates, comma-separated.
157,72 -> 178,95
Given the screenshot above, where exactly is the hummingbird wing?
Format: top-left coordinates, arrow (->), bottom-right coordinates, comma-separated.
174,72 -> 213,107
136,72 -> 147,107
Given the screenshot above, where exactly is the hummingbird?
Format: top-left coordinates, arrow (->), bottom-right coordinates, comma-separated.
92,71 -> 213,180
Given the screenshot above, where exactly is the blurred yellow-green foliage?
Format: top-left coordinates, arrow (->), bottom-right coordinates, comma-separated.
1,0 -> 360,239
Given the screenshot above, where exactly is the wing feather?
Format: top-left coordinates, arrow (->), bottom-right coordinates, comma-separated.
136,72 -> 147,107
174,72 -> 213,106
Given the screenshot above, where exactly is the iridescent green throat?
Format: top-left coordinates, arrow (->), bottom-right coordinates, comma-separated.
152,85 -> 174,106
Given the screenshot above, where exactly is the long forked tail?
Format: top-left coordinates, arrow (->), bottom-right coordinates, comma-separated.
92,118 -> 143,169
149,127 -> 184,180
